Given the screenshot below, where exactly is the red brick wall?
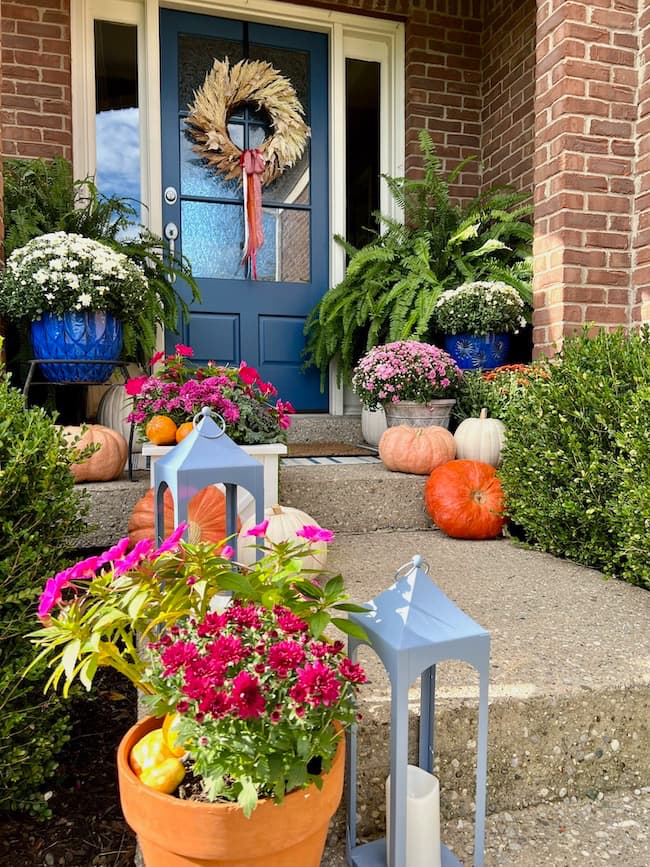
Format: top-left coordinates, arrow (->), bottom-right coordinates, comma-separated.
532,0 -> 638,356
1,0 -> 72,160
481,0 -> 535,193
633,5 -> 650,326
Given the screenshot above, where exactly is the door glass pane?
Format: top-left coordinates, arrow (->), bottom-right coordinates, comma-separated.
346,59 -> 380,249
180,121 -> 241,199
181,201 -> 309,283
178,35 -> 244,109
94,21 -> 140,219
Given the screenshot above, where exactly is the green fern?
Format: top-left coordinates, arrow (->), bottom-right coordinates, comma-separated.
303,131 -> 533,388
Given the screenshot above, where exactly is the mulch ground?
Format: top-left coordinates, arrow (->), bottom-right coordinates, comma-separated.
0,670 -> 137,867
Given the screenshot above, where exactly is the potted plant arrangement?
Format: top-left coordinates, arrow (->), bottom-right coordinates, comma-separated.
351,340 -> 462,430
303,131 -> 533,393
434,280 -> 529,370
125,344 -> 295,446
27,519 -> 367,867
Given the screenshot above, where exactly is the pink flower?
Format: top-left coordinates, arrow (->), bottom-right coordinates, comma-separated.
274,607 -> 308,635
231,671 -> 265,719
293,660 -> 341,707
295,525 -> 335,544
246,519 -> 269,537
175,344 -> 193,357
125,376 -> 148,396
149,351 -> 165,367
221,545 -> 235,560
238,361 -> 261,385
339,658 -> 368,684
113,538 -> 154,577
268,640 -> 305,672
153,522 -> 188,557
160,640 -> 198,675
97,537 -> 131,567
37,568 -> 73,619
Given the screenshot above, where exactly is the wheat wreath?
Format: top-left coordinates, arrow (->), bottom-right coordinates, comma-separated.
186,57 -> 310,186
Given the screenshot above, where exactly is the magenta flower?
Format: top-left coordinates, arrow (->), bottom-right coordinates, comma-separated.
37,568 -> 73,619
125,376 -> 148,396
175,344 -> 193,357
160,640 -> 199,676
231,671 -> 265,719
268,640 -> 305,673
294,660 -> 341,707
295,525 -> 335,544
113,538 -> 154,577
148,351 -> 165,367
238,361 -> 261,385
339,658 -> 368,684
246,519 -> 269,537
152,522 -> 188,557
97,537 -> 131,567
221,545 -> 235,560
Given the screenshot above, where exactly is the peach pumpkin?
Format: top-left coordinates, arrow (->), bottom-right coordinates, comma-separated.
62,424 -> 128,483
378,424 -> 456,475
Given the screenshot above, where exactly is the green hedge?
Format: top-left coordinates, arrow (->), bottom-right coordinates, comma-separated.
498,327 -> 650,588
0,360 -> 90,816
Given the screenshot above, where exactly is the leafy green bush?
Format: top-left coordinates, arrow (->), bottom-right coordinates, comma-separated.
498,327 -> 650,586
0,355 -> 91,816
610,386 -> 650,588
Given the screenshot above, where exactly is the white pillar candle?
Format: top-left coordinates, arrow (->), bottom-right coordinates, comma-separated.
386,765 -> 442,867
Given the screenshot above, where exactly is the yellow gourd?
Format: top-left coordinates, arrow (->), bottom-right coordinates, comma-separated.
139,757 -> 186,793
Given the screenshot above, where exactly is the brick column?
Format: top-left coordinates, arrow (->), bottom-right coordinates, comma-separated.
633,5 -> 650,325
532,0 -> 637,356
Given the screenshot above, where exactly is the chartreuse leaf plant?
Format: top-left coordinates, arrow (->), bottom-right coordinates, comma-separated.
26,518 -> 368,816
303,130 -> 533,389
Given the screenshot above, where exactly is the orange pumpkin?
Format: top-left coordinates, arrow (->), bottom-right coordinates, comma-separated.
378,425 -> 456,475
127,486 -> 239,547
424,459 -> 506,540
175,422 -> 194,443
145,415 -> 177,445
62,424 -> 128,483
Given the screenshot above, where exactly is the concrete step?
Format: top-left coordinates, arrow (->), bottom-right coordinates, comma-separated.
325,530 -> 650,833
323,786 -> 650,866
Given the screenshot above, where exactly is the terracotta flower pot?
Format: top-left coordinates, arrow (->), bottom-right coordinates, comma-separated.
117,715 -> 345,867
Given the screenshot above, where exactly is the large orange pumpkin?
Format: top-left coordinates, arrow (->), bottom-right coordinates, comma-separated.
424,459 -> 506,539
62,424 -> 128,483
378,424 -> 456,475
128,486 -> 239,547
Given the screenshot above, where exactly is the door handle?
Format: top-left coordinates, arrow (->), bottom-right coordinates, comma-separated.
164,222 -> 179,283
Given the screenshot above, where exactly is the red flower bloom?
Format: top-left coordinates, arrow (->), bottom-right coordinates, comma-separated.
239,361 -> 261,385
231,671 -> 265,718
175,344 -> 194,357
125,375 -> 148,396
339,658 -> 368,684
294,661 -> 341,707
268,639 -> 305,672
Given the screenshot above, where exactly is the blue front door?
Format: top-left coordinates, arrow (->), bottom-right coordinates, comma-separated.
160,10 -> 329,411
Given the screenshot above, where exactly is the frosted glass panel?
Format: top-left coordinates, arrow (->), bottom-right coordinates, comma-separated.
180,125 -> 241,199
180,201 -> 307,282
178,35 -> 243,108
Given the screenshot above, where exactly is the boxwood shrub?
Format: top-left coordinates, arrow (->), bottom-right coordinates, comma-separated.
0,356 -> 90,816
498,327 -> 650,588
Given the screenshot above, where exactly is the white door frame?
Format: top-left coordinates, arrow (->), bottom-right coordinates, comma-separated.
71,0 -> 405,414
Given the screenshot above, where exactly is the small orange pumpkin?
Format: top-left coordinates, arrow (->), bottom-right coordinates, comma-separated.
378,424 -> 456,475
127,486 -> 239,547
62,424 -> 128,483
175,422 -> 194,443
145,415 -> 177,445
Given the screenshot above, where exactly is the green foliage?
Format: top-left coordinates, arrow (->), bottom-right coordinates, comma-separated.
0,349 -> 91,816
1,157 -> 200,367
303,131 -> 533,388
610,386 -> 650,588
498,327 -> 650,587
454,364 -> 545,424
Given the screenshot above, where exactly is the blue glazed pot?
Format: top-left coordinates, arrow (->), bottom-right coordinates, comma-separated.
443,332 -> 510,371
30,311 -> 124,382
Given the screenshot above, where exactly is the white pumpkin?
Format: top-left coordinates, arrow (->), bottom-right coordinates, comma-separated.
237,504 -> 329,570
97,385 -> 142,454
454,407 -> 506,467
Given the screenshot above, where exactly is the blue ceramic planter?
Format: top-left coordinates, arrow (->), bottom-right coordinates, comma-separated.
443,332 -> 510,371
30,311 -> 123,382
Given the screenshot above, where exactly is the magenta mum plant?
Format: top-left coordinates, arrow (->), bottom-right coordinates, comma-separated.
352,340 -> 462,410
126,345 -> 294,445
146,601 -> 366,815
27,519 -> 368,814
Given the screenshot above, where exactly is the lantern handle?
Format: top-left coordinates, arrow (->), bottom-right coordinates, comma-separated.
193,406 -> 226,438
394,555 -> 430,578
